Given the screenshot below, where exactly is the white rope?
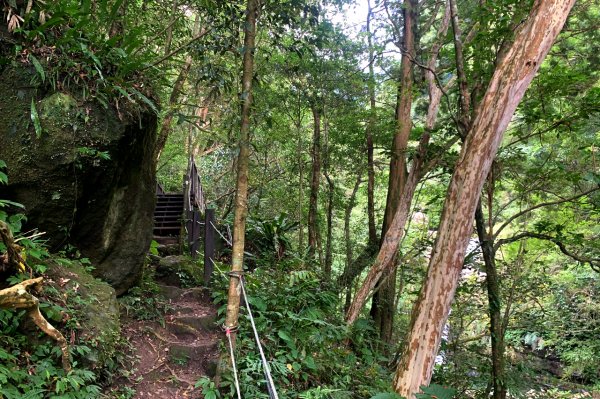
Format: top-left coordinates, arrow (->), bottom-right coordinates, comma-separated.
226,327 -> 243,399
210,221 -> 254,258
238,276 -> 279,399
210,221 -> 232,246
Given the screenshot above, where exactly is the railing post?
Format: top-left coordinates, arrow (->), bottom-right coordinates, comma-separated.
190,210 -> 201,259
204,208 -> 216,285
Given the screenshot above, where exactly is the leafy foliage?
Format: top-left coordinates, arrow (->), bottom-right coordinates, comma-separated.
212,261 -> 393,398
119,269 -> 170,322
246,214 -> 299,260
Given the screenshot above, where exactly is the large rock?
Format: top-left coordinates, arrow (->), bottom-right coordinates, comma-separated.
44,259 -> 121,368
0,64 -> 157,295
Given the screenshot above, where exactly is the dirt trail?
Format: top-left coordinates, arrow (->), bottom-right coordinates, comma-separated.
118,283 -> 221,398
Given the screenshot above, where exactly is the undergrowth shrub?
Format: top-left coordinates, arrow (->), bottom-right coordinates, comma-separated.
118,266 -> 170,323
0,179 -> 131,398
211,259 -> 394,398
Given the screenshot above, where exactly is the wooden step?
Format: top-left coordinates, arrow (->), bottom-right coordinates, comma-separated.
153,226 -> 181,231
155,207 -> 182,211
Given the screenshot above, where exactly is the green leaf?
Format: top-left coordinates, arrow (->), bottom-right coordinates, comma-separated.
370,393 -> 404,399
29,54 -> 45,83
80,43 -> 102,69
247,296 -> 267,312
416,384 -> 456,399
278,330 -> 293,342
303,355 -> 316,370
130,88 -> 158,114
30,99 -> 42,138
0,200 -> 25,209
113,85 -> 133,101
0,171 -> 7,185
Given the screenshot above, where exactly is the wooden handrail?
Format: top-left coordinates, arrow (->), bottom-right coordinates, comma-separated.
183,155 -> 206,259
184,155 -> 205,215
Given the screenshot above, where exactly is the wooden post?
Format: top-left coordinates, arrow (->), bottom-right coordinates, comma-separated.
204,208 -> 215,285
191,210 -> 201,259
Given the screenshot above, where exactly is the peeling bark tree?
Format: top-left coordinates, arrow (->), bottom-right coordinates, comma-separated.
372,0 -> 417,345
346,0 -> 450,328
224,0 -> 258,339
392,0 -> 576,396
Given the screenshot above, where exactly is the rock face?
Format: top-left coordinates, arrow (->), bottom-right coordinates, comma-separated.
44,260 -> 121,368
0,64 -> 157,295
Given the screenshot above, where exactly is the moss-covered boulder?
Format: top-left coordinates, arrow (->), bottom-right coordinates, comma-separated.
0,64 -> 157,295
43,259 -> 120,368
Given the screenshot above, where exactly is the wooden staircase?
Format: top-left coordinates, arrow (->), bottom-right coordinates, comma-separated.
153,156 -> 211,267
153,193 -> 184,245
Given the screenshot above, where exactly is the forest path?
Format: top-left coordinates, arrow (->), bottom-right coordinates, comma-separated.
117,280 -> 220,398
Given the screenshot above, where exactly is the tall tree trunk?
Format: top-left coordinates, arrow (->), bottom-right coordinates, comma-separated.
224,0 -> 258,340
372,0 -> 417,344
308,105 -> 321,261
324,119 -> 334,280
346,134 -> 429,324
392,1 -> 575,396
379,0 -> 416,239
297,99 -> 305,252
345,0 -> 449,325
370,268 -> 397,346
164,0 -> 178,56
366,0 -> 378,248
449,0 -> 471,135
425,1 -> 451,132
343,172 -> 363,313
475,201 -> 506,399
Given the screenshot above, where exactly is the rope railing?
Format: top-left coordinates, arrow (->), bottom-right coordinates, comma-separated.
225,325 -> 242,399
225,271 -> 280,399
210,221 -> 255,259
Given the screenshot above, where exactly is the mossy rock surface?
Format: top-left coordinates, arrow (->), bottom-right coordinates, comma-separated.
44,260 -> 120,368
155,255 -> 204,287
0,64 -> 158,294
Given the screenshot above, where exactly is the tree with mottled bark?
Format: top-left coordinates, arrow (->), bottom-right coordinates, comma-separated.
392,0 -> 576,396
371,0 -> 417,345
346,0 -> 451,327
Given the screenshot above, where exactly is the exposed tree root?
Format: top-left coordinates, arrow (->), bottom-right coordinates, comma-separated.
164,364 -> 196,386
0,220 -> 71,372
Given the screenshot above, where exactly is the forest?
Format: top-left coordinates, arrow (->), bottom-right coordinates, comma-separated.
0,0 -> 599,398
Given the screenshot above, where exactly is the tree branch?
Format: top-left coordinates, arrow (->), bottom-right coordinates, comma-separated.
495,231 -> 600,272
493,186 -> 599,239
142,27 -> 211,71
